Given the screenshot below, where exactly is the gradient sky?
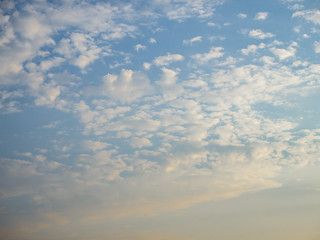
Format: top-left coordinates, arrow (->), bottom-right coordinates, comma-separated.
0,0 -> 320,239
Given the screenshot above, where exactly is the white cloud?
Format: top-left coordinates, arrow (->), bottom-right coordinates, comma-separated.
157,0 -> 225,21
0,17 -> 14,47
237,13 -> 247,19
78,149 -> 128,181
191,47 -> 224,64
288,4 -> 304,10
269,42 -> 297,60
130,137 -> 153,148
241,43 -> 266,55
0,0 -> 138,77
35,154 -> 46,162
153,53 -> 184,66
293,25 -> 301,33
0,90 -> 23,113
292,9 -> 320,25
49,1 -> 137,37
183,36 -> 202,45
86,69 -> 153,103
291,60 -> 309,67
149,38 -> 157,43
34,82 -> 61,106
135,44 -> 146,52
40,57 -> 65,71
207,22 -> 219,27
83,140 -> 111,152
314,41 -> 320,53
254,12 -> 268,20
215,56 -> 240,67
156,68 -> 184,101
55,33 -> 102,69
143,62 -> 152,70
248,29 -> 275,39
2,1 -> 320,238
282,0 -> 304,3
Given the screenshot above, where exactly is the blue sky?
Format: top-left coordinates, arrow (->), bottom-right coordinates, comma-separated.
0,0 -> 320,239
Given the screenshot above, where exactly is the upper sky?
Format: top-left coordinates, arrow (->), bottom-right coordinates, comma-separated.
0,0 -> 320,239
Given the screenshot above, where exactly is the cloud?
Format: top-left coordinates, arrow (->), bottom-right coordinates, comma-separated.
282,0 -> 303,2
269,42 -> 297,60
0,158 -> 47,198
183,36 -> 202,45
241,43 -> 266,55
143,62 -> 152,70
254,12 -> 268,20
149,38 -> 157,43
0,90 -> 23,114
130,137 -> 153,148
135,44 -> 147,52
0,16 -> 14,47
40,57 -> 65,71
85,69 -> 153,103
55,33 -> 102,69
153,53 -> 184,66
207,22 -> 219,27
292,9 -> 320,25
34,83 -> 61,106
237,13 -> 247,19
83,140 -> 111,152
191,47 -> 224,64
0,0 -> 139,77
1,1 -> 320,239
314,41 -> 320,53
156,68 -> 184,101
288,4 -> 304,10
248,29 -> 275,39
155,0 -> 225,21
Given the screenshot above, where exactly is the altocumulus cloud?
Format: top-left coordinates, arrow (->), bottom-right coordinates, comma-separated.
0,0 -> 320,240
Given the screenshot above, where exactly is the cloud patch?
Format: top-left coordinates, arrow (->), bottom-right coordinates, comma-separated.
254,12 -> 268,20
314,41 -> 320,53
292,9 -> 320,25
86,69 -> 154,103
153,53 -> 184,66
248,29 -> 275,39
191,47 -> 224,64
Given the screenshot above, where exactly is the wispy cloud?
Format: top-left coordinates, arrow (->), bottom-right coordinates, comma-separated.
183,36 -> 202,45
292,9 -> 320,25
237,13 -> 247,19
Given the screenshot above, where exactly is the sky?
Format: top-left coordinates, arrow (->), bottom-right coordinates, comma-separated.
0,0 -> 320,239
